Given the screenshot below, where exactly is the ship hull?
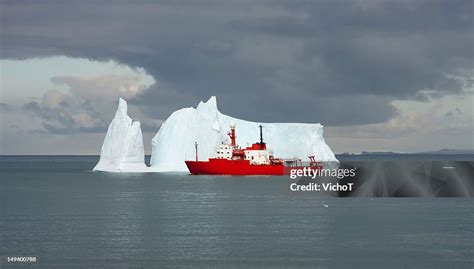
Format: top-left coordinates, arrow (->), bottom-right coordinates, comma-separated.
185,159 -> 285,175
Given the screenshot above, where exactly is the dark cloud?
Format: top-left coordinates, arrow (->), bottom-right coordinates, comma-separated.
0,103 -> 13,112
445,107 -> 463,117
128,82 -> 195,119
22,101 -> 43,114
139,121 -> 163,133
22,95 -> 108,135
1,0 -> 473,125
40,122 -> 106,135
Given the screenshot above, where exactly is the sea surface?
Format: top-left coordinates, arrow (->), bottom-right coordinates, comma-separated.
0,155 -> 473,268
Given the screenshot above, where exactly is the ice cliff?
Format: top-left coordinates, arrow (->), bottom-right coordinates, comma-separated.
93,98 -> 148,172
150,96 -> 338,172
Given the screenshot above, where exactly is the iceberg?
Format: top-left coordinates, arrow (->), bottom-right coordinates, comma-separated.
150,96 -> 338,172
93,98 -> 148,172
94,96 -> 338,172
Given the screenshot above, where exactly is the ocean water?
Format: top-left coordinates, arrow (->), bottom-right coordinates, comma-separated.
0,156 -> 473,268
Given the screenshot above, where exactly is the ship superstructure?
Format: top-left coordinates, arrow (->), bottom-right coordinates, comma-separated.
185,124 -> 321,175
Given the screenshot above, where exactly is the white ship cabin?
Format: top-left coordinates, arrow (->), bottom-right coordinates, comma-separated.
216,144 -> 233,159
244,150 -> 270,165
215,144 -> 271,165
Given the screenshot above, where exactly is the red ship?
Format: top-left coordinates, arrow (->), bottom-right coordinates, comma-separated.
185,124 -> 322,175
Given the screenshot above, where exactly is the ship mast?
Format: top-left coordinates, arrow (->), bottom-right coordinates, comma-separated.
195,142 -> 198,161
228,123 -> 236,147
259,125 -> 263,144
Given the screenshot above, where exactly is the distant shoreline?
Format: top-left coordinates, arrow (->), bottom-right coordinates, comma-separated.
338,149 -> 474,155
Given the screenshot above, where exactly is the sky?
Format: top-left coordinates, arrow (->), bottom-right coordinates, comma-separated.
0,0 -> 473,154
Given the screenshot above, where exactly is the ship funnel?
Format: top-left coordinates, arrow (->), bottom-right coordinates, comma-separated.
228,123 -> 237,147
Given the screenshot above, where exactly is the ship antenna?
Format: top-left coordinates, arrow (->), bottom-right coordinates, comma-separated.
195,142 -> 198,161
259,125 -> 263,144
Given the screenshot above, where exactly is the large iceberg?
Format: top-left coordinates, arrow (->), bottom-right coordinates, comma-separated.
150,96 -> 338,171
93,98 -> 148,172
94,96 -> 338,172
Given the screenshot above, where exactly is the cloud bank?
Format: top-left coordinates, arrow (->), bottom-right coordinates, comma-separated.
1,0 -> 472,153
2,0 -> 472,125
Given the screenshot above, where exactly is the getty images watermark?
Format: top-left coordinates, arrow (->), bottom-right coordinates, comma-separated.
289,167 -> 357,192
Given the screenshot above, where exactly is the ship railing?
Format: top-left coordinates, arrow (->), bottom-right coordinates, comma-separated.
281,157 -> 303,167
